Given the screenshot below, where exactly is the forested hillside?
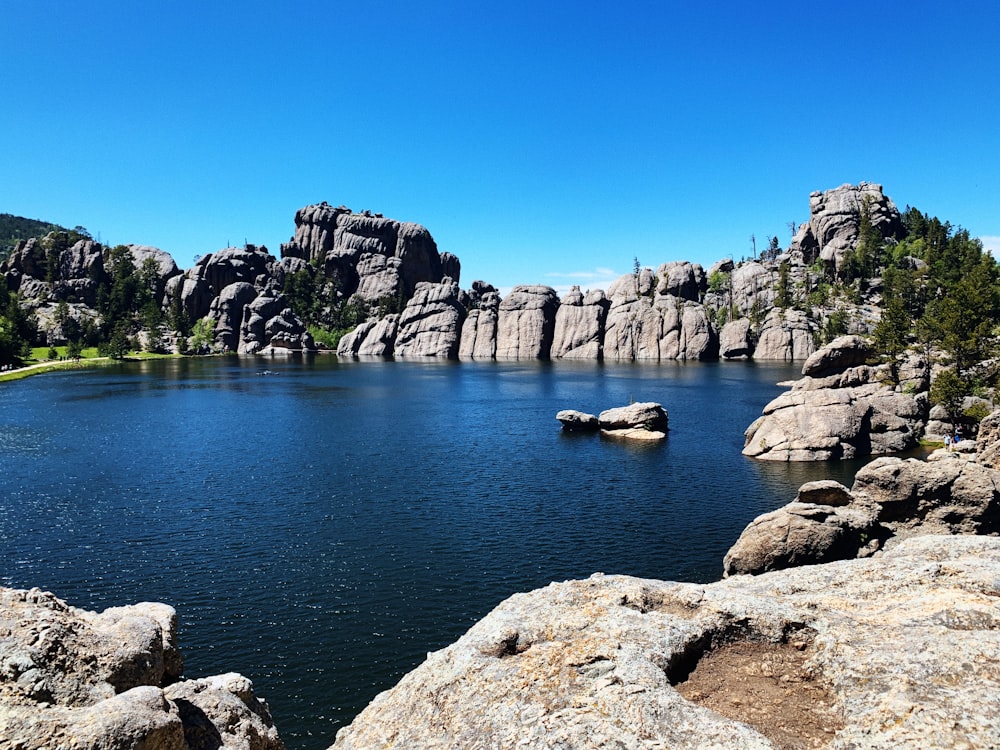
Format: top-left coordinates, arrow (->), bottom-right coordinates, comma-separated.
0,213 -> 79,260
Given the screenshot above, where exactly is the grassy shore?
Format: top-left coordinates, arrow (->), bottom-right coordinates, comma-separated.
0,348 -> 182,383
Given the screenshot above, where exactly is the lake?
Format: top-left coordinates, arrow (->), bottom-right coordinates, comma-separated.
0,355 -> 869,748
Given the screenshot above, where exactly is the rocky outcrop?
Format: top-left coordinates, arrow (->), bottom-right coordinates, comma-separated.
851,455 -> 1000,536
393,279 -> 466,358
210,282 -> 258,352
753,308 -> 817,361
790,182 -> 903,271
280,203 -> 455,302
551,286 -> 608,359
722,500 -> 878,576
603,294 -> 663,360
744,336 -> 925,460
655,261 -> 705,301
0,587 -> 283,750
495,285 -> 559,359
332,535 -> 1000,750
726,438 -> 1000,575
977,409 -> 1000,468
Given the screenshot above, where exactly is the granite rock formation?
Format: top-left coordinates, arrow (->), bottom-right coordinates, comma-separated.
332,535 -> 1000,750
0,587 -> 283,750
551,286 -> 608,359
722,500 -> 878,577
726,424 -> 1000,576
495,285 -> 560,359
743,336 -> 926,461
392,279 -> 466,358
789,182 -> 903,273
279,203 -> 457,302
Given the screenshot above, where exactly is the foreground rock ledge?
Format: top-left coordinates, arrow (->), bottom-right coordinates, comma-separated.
332,535 -> 1000,749
0,587 -> 284,750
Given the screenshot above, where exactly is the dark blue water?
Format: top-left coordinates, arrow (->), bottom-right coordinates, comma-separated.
0,356 -> 867,747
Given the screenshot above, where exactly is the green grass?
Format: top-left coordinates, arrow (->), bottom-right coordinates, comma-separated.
28,346 -> 100,360
0,357 -> 111,382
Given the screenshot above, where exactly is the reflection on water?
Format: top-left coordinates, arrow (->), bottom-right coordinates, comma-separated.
0,356 -> 875,749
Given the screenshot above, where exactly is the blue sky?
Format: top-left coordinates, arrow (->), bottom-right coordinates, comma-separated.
2,1 -> 998,295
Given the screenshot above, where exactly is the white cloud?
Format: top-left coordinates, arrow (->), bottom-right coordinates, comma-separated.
980,236 -> 1000,257
540,267 -> 623,300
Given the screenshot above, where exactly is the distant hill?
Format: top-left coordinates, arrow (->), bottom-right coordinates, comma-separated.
0,213 -> 71,261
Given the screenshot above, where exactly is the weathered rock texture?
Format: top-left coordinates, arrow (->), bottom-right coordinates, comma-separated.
551,287 -> 608,359
280,203 -> 456,302
495,286 -> 559,359
332,535 -> 1000,750
0,587 -> 283,750
722,501 -> 877,577
789,182 -> 903,272
744,336 -> 926,461
725,438 -> 1000,576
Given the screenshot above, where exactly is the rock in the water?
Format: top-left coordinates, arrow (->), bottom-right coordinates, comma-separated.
598,402 -> 669,432
555,410 -> 599,431
719,318 -> 752,359
332,536 -> 1000,750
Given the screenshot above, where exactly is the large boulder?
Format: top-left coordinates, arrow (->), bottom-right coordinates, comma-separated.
495,285 -> 559,359
555,410 -> 599,432
851,456 -> 1000,535
0,587 -> 283,750
598,402 -> 669,432
801,334 -> 871,377
332,536 -> 1000,750
722,502 -> 877,576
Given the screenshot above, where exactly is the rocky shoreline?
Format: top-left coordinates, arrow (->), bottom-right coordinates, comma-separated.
0,588 -> 283,749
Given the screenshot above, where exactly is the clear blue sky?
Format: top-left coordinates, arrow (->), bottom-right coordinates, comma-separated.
2,1 -> 998,294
